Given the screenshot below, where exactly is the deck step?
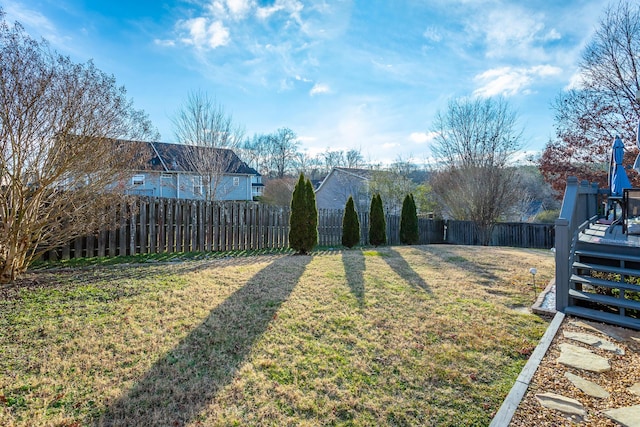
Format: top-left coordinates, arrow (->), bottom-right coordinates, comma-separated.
569,289 -> 640,311
563,306 -> 640,330
572,261 -> 640,278
570,274 -> 640,292
575,249 -> 640,265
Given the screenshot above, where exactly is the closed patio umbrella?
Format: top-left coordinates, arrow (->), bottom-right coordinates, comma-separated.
634,121 -> 640,174
609,136 -> 631,197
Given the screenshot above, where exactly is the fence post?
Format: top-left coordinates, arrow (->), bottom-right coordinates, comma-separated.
555,218 -> 570,312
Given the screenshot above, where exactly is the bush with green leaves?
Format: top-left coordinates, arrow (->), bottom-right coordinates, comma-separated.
342,196 -> 360,248
289,173 -> 317,254
400,194 -> 419,245
369,193 -> 386,247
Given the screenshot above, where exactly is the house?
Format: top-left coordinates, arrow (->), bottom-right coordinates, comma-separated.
121,141 -> 263,201
315,167 -> 375,212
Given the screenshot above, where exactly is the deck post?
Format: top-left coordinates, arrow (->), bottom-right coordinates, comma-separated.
555,217 -> 570,311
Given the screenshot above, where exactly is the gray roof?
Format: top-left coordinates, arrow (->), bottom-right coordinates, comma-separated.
146,141 -> 259,176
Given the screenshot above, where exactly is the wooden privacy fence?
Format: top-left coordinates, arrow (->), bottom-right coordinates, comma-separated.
47,198 -> 553,260
53,199 -> 290,260
316,209 -> 445,247
445,220 -> 555,248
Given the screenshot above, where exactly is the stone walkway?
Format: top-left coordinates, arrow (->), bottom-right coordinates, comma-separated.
510,317 -> 640,426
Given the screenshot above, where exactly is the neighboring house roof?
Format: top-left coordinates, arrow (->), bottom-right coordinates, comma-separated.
315,167 -> 374,192
142,141 -> 259,176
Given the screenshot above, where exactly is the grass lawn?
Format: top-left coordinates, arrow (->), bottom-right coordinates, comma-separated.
0,245 -> 554,426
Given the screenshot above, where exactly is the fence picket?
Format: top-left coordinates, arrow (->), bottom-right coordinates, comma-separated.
46,197 -> 554,260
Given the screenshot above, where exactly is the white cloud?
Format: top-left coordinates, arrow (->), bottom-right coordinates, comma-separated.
179,17 -> 230,49
226,0 -> 253,17
473,65 -> 562,97
564,71 -> 586,90
409,131 -> 438,144
3,3 -> 56,33
473,6 -> 562,61
310,83 -> 330,96
3,2 -> 71,49
207,0 -> 253,19
154,39 -> 176,47
423,27 -> 442,43
256,0 -> 303,20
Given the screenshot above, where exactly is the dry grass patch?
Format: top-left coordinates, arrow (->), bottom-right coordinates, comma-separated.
0,246 -> 554,426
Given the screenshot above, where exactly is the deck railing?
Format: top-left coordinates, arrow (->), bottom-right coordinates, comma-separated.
554,177 -> 602,311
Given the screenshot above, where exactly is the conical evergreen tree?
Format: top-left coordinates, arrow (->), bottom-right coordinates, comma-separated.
369,193 -> 386,246
400,194 -> 419,245
289,173 -> 308,254
342,196 -> 360,248
303,178 -> 318,252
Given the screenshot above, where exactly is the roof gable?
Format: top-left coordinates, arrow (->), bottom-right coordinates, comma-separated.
146,141 -> 259,175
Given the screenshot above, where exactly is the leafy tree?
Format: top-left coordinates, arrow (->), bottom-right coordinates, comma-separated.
369,194 -> 387,247
413,183 -> 439,217
539,1 -> 640,193
430,97 -> 523,245
341,196 -> 360,248
260,177 -> 296,206
172,91 -> 245,200
0,12 -> 157,283
400,194 -> 419,245
289,173 -> 317,254
534,210 -> 560,224
369,163 -> 417,215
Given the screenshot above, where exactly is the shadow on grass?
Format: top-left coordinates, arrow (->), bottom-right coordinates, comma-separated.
382,248 -> 431,293
96,255 -> 311,426
7,255 -> 286,302
342,249 -> 366,307
413,245 -> 501,286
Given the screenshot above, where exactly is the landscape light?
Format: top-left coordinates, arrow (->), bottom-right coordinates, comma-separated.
529,267 -> 538,294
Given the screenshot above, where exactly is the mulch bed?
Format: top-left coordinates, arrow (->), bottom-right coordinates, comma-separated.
510,315 -> 640,426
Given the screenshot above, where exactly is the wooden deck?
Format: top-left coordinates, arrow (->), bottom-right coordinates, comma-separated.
579,222 -> 640,248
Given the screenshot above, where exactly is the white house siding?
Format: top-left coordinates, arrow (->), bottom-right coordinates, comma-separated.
124,172 -> 255,201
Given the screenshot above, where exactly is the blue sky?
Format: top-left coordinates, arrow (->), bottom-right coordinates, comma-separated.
4,0 -> 606,164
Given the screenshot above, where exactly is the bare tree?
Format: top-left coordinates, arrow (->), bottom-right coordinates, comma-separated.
269,128 -> 300,178
322,150 -> 346,171
346,149 -> 364,168
295,151 -> 324,181
241,128 -> 300,179
0,13 -> 157,282
430,97 -> 523,244
540,1 -> 640,192
172,91 -> 245,200
241,133 -> 271,176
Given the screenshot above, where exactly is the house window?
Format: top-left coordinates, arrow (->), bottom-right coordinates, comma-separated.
233,177 -> 240,186
193,176 -> 203,195
132,174 -> 145,186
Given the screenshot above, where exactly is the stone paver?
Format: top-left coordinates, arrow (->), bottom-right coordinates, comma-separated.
523,318 -> 640,426
564,372 -> 610,398
535,392 -> 586,419
557,343 -> 611,373
563,331 -> 624,355
569,320 -> 625,341
603,405 -> 640,427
